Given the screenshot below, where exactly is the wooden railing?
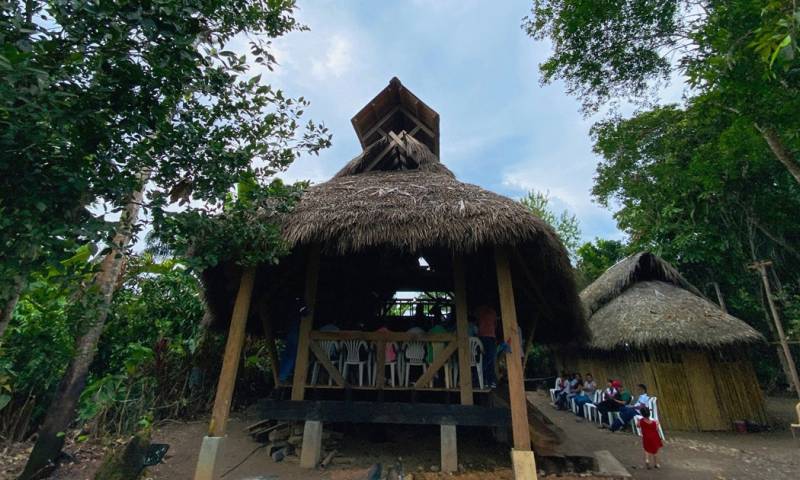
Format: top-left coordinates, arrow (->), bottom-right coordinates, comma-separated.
305,330 -> 459,391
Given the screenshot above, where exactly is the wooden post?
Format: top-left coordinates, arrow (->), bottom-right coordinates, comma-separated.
522,317 -> 538,372
194,267 -> 256,480
495,247 -> 537,480
440,424 -> 457,473
751,261 -> 800,398
375,340 -> 386,389
453,256 -> 473,405
711,282 -> 727,313
209,267 -> 256,437
291,245 -> 321,401
258,306 -> 281,387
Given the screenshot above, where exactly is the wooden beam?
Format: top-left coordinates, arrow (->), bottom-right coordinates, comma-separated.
209,267 -> 256,437
453,256 -> 474,405
309,340 -> 347,387
414,341 -> 458,389
359,105 -> 400,144
495,247 -> 532,452
258,306 -> 280,387
522,316 -> 538,372
257,400 -> 511,426
310,330 -> 455,342
291,245 -> 321,401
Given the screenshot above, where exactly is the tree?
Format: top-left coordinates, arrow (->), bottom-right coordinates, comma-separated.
576,238 -> 628,285
523,0 -> 800,184
12,1 -> 330,477
520,190 -> 582,261
590,98 -> 800,390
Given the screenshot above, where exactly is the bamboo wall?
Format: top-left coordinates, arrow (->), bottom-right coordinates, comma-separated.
560,346 -> 766,431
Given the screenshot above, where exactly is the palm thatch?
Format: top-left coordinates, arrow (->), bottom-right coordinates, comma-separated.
580,252 -> 763,350
284,133 -> 564,255
199,78 -> 586,344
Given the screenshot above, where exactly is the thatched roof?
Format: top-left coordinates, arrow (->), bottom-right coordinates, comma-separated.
200,78 -> 586,344
283,133 -> 565,255
580,252 -> 763,350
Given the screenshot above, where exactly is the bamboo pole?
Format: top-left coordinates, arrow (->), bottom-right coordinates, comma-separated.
750,261 -> 800,398
291,245 -> 321,401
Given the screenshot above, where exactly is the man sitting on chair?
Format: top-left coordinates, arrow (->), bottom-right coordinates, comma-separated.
610,383 -> 651,432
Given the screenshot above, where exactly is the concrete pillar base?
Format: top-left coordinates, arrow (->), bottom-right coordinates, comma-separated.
194,436 -> 223,480
440,424 -> 457,473
300,420 -> 323,468
511,449 -> 537,480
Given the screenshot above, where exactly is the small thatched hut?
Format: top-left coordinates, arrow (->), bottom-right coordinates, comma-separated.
561,252 -> 766,431
194,78 -> 586,480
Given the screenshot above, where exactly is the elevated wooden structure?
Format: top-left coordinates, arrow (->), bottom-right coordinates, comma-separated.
194,79 -> 586,480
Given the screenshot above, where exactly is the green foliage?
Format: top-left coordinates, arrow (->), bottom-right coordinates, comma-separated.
0,0 -> 330,322
520,190 -> 582,261
154,179 -> 307,270
576,238 -> 628,286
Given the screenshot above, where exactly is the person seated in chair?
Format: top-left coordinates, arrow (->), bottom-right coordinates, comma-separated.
598,380 -> 630,427
610,383 -> 651,432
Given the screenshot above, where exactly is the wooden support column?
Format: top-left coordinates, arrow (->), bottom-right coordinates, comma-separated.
258,306 -> 280,387
209,267 -> 256,436
495,247 -> 537,480
440,424 -> 457,473
292,245 -> 321,401
194,267 -> 256,480
453,256 -> 473,405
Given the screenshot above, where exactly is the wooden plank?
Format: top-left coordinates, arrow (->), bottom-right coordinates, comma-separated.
453,256 -> 473,405
495,247 -> 532,451
440,424 -> 457,473
257,400 -> 511,426
309,340 -> 347,387
414,341 -> 458,389
258,306 -> 280,387
209,267 -> 256,437
310,330 -> 455,342
304,384 -> 490,393
291,245 -> 321,401
375,340 -> 386,389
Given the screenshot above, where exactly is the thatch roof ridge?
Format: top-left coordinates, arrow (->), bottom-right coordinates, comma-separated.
586,280 -> 764,350
580,252 -> 703,316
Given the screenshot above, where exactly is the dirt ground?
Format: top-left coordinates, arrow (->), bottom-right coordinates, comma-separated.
528,391 -> 800,480
3,394 -> 798,480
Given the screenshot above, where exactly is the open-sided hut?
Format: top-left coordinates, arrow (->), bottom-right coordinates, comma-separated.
562,252 -> 766,431
194,78 -> 586,480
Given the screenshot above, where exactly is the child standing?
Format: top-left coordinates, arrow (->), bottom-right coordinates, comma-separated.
637,407 -> 663,469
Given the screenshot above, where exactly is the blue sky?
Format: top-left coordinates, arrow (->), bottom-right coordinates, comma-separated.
255,0 -> 626,243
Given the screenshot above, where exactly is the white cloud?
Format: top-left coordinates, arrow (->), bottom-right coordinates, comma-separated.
311,35 -> 353,79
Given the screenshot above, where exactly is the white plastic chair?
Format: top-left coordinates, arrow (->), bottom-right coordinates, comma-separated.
549,377 -> 562,404
372,342 -> 398,387
404,341 -> 428,387
469,337 -> 484,390
310,340 -> 339,385
583,390 -> 602,424
341,339 -> 369,386
632,397 -> 665,440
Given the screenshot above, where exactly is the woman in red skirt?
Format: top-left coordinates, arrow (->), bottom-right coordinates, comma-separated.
637,407 -> 663,469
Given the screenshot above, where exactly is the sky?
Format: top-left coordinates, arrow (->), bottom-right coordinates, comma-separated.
246,0 -> 627,243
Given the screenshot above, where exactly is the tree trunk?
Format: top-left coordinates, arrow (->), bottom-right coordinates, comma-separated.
19,170 -> 150,480
759,126 -> 800,185
0,274 -> 26,339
